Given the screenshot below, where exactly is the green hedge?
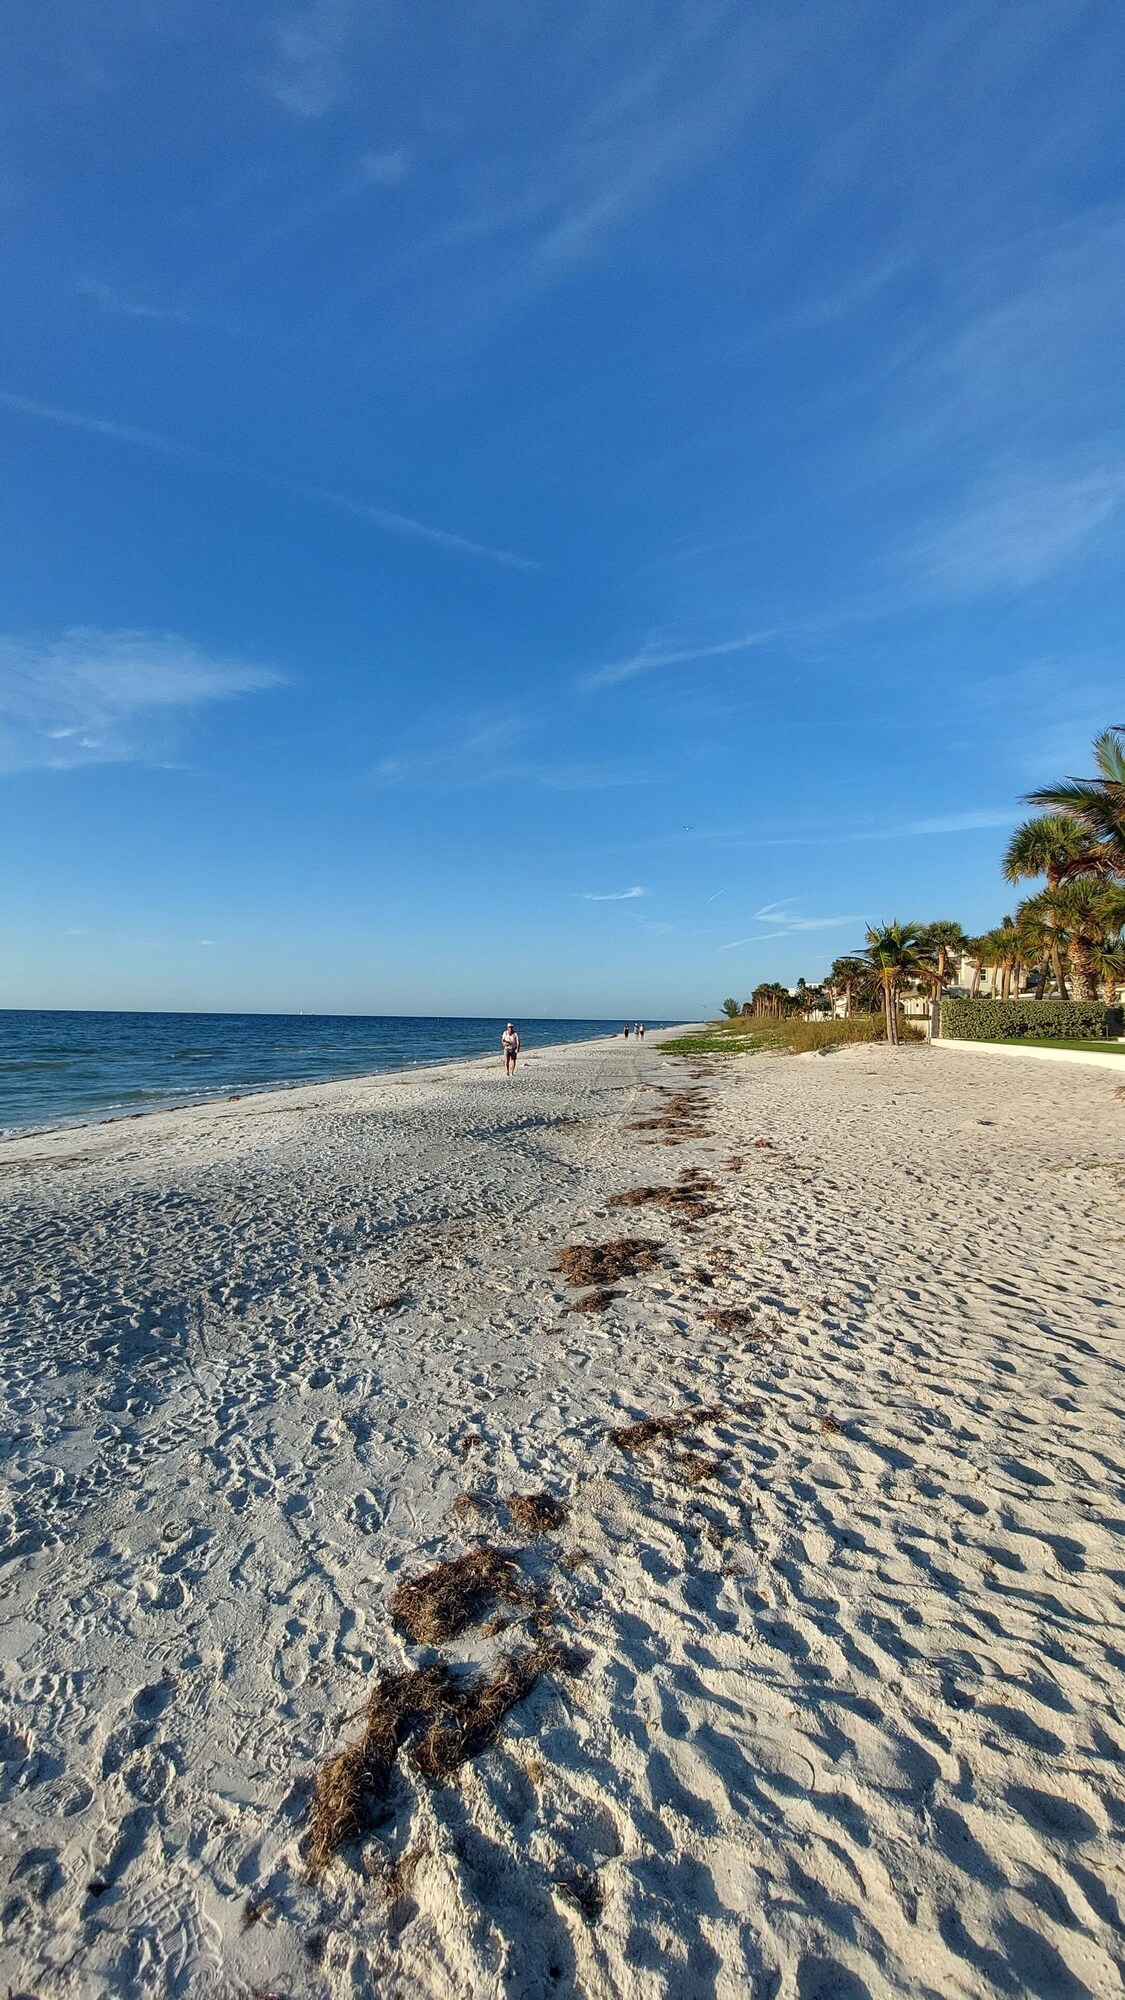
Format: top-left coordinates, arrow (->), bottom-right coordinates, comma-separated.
940,998 -> 1124,1042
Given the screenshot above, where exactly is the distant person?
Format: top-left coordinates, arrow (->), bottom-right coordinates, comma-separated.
501,1022 -> 520,1076
623,1023 -> 630,1038
637,1023 -> 645,1039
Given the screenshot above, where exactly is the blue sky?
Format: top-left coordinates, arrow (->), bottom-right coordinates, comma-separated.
2,0 -> 1123,1017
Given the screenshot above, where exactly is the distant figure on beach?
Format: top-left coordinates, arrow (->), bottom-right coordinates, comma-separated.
636,1022 -> 645,1039
623,1023 -> 630,1038
502,1023 -> 520,1076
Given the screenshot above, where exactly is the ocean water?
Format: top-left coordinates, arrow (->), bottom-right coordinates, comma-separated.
0,1012 -> 659,1138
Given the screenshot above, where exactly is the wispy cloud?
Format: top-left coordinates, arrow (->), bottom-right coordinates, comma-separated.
532,764 -> 648,792
373,717 -> 525,787
728,814 -> 1019,849
908,460 -> 1125,599
719,901 -> 859,951
0,390 -> 538,571
391,6 -> 802,348
569,802 -> 1021,863
77,278 -> 262,346
720,916 -> 857,951
360,148 -> 412,187
582,630 -> 775,691
264,0 -> 357,118
374,718 -> 644,794
580,885 -> 646,901
900,809 -> 1015,836
77,279 -> 193,326
0,390 -> 197,460
769,811 -> 1019,846
299,483 -> 540,572
528,49 -> 750,273
785,256 -> 908,334
928,208 -> 1125,453
0,628 -> 281,772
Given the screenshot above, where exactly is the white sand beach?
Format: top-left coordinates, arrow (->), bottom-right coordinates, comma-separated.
1,1031 -> 1123,1999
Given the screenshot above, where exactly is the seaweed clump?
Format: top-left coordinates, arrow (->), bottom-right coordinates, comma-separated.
307,1664 -> 455,1877
412,1640 -> 582,1783
608,1168 -> 718,1226
307,1643 -> 585,1873
609,1404 -> 727,1452
554,1238 -> 663,1287
507,1492 -> 569,1536
705,1307 -> 759,1336
390,1548 -> 530,1645
568,1286 -> 619,1314
626,1087 -> 711,1145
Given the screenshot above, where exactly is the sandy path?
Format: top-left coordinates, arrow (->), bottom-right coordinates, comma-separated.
1,1035 -> 1123,1999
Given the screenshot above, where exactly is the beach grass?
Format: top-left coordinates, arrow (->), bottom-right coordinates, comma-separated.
661,1015 -> 910,1058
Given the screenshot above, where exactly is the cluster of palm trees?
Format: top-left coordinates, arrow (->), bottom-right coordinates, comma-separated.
830,922 -> 967,1046
723,725 -> 1125,1046
989,726 -> 1125,1006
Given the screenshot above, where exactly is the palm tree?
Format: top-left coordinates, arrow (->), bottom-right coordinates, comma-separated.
962,936 -> 989,998
917,921 -> 966,1008
1092,939 -> 1125,1007
863,921 -> 926,1045
1018,882 -> 1125,1000
721,998 -> 741,1018
1026,726 -> 1125,879
828,955 -> 866,1019
753,981 -> 794,1019
1003,813 -> 1095,996
1014,900 -> 1058,1000
1003,813 -> 1095,888
993,919 -> 1022,1000
974,928 -> 1005,997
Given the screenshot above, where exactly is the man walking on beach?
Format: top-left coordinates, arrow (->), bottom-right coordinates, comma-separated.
502,1022 -> 520,1076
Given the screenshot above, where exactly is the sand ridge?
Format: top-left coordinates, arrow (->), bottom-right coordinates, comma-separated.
1,1033 -> 1124,1997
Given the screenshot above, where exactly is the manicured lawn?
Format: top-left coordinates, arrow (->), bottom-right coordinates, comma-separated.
993,1037 -> 1125,1055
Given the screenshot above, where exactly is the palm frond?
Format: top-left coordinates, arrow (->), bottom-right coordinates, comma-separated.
1093,727 -> 1125,787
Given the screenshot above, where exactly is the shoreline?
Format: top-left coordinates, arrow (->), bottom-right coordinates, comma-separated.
2,1034 -> 1123,1997
0,1023 -> 693,1155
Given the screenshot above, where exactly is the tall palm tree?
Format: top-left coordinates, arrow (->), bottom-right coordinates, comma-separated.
829,955 -> 866,1019
917,921 -> 966,1007
962,936 -> 988,998
1014,900 -> 1058,1000
1003,813 -> 1095,996
992,919 -> 1022,1000
1026,726 -> 1125,878
863,921 -> 925,1045
975,931 -> 1001,997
